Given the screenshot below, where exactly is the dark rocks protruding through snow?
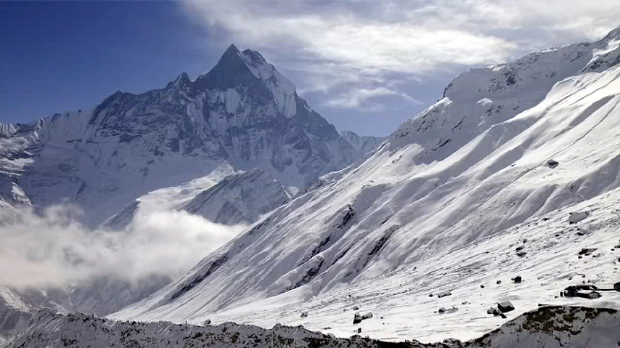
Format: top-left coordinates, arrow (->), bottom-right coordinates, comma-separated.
497,301 -> 515,313
579,248 -> 597,256
437,291 -> 452,298
353,313 -> 362,324
487,301 -> 514,317
569,211 -> 589,224
438,307 -> 458,314
547,159 -> 559,167
353,312 -> 373,324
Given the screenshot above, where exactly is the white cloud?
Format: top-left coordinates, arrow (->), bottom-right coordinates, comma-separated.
325,86 -> 421,110
0,205 -> 246,288
179,0 -> 620,73
179,0 -> 519,74
177,0 -> 620,120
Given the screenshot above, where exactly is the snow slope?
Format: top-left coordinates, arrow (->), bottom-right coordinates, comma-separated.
4,306 -> 620,348
105,165 -> 290,229
114,28 -> 620,342
181,168 -> 290,225
103,163 -> 239,229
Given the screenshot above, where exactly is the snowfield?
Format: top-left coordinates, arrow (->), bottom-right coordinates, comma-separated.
112,28 -> 620,343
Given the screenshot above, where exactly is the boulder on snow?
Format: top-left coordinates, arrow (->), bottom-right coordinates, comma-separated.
353,313 -> 362,324
564,285 -> 601,299
203,319 -> 211,325
497,301 -> 515,313
512,276 -> 522,283
547,159 -> 559,167
486,307 -> 507,318
487,307 -> 500,315
437,291 -> 452,298
439,307 -> 458,314
578,248 -> 597,256
362,312 -> 373,320
569,211 -> 589,224
300,311 -> 308,318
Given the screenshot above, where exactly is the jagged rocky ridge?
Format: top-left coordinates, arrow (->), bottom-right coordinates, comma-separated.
114,27 -> 620,342
3,306 -> 619,348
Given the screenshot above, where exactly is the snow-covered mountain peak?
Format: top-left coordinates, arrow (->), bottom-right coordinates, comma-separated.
388,37 -> 596,154
194,44 -> 297,117
166,72 -> 192,90
0,45 -> 384,226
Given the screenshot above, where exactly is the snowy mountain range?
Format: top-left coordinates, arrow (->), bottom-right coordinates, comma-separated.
4,25 -> 620,347
111,27 -> 620,343
0,44 -> 384,227
0,45 -> 384,341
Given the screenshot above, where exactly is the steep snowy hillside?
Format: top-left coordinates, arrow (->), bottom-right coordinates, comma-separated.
4,306 -> 620,348
0,45 -> 382,227
103,163 -> 239,229
105,165 -> 290,229
181,169 -> 290,225
115,28 -> 620,342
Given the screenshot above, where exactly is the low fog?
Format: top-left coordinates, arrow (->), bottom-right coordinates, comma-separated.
0,204 -> 247,289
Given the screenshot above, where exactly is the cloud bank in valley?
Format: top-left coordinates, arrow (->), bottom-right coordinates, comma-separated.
0,205 -> 246,289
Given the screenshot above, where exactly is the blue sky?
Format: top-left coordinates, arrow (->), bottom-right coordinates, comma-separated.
0,2 -> 220,125
1,1 -> 619,136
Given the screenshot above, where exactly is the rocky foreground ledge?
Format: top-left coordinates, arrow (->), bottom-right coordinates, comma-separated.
2,306 -> 619,348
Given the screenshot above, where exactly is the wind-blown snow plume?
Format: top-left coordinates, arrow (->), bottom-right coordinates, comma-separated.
0,205 -> 246,288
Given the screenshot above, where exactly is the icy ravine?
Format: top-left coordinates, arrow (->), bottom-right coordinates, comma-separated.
4,306 -> 620,348
0,44 -> 382,227
114,28 -> 620,342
